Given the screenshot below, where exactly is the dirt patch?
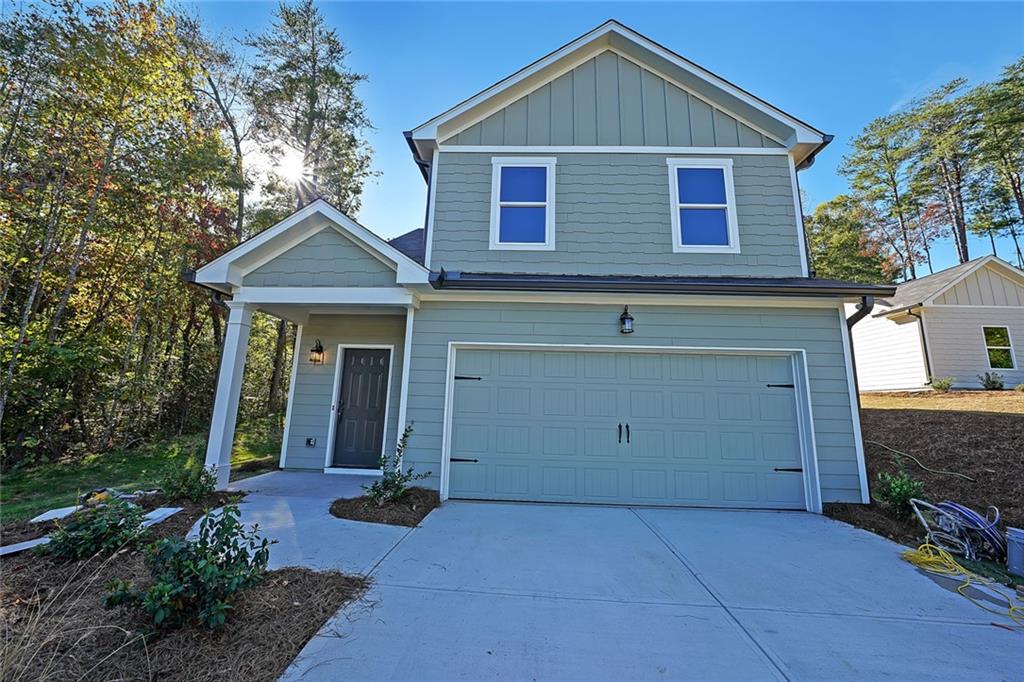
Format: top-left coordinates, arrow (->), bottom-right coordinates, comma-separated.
1,494 -> 369,681
826,407 -> 1024,547
330,487 -> 439,527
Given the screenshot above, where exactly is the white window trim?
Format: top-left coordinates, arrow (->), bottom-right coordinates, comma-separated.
667,158 -> 740,254
982,325 -> 1016,370
489,157 -> 556,251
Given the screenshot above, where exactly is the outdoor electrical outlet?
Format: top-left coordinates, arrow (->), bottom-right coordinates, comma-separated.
305,438 -> 316,447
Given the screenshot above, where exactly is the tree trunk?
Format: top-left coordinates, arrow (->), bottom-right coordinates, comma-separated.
48,121 -> 121,341
268,318 -> 288,416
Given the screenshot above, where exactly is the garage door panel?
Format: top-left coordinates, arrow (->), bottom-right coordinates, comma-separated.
448,349 -> 806,509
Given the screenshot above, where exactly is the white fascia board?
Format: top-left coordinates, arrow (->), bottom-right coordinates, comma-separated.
233,287 -> 416,307
410,21 -> 824,148
194,199 -> 429,289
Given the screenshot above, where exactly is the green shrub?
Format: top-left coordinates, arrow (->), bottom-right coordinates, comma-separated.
41,500 -> 146,560
159,465 -> 217,502
929,376 -> 954,392
362,424 -> 430,507
874,471 -> 924,518
105,505 -> 272,635
978,372 -> 1005,390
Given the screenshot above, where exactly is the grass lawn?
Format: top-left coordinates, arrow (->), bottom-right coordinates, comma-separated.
827,389 -> 1024,585
0,420 -> 281,523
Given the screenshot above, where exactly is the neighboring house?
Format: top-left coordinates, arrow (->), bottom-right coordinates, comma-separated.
848,256 -> 1024,392
193,21 -> 895,513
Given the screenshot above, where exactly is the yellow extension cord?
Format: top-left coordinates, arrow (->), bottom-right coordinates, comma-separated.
902,543 -> 1024,629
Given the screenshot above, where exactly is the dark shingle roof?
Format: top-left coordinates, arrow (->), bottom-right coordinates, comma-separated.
879,257 -> 992,313
387,228 -> 425,264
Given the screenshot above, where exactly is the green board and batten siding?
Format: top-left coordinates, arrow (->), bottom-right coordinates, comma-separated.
430,152 -> 803,277
446,51 -> 782,149
402,301 -> 863,504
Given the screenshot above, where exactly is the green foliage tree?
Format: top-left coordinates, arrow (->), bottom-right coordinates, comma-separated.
805,196 -> 897,284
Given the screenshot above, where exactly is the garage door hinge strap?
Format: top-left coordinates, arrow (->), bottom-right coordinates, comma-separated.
450,457 -> 479,463
454,375 -> 482,381
766,383 -> 795,388
773,467 -> 803,472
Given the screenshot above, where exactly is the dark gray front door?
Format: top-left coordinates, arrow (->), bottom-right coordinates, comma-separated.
333,348 -> 390,468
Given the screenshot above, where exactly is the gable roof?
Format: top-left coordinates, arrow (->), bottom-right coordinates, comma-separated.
193,199 -> 430,293
406,20 -> 829,167
876,255 -> 1024,315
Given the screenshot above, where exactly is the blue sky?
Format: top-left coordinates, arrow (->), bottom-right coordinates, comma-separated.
190,1 -> 1024,272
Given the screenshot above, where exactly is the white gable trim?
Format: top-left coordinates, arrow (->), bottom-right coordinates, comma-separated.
410,21 -> 823,149
922,256 -> 1024,306
194,199 -> 429,291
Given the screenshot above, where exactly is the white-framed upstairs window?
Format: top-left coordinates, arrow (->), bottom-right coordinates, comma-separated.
667,158 -> 740,253
982,325 -> 1016,370
489,157 -> 556,250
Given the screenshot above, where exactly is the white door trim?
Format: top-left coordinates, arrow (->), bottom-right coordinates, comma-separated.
323,343 -> 395,472
438,341 -> 823,512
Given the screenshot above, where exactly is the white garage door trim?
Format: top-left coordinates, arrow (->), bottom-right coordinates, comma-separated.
439,342 -> 823,512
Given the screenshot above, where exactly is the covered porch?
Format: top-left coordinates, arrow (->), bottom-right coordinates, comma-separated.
191,200 -> 431,488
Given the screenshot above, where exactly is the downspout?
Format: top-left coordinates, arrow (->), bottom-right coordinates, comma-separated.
844,295 -> 874,414
906,307 -> 933,384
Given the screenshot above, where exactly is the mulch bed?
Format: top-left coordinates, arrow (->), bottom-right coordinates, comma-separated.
825,407 -> 1024,546
330,487 -> 439,527
1,493 -> 370,681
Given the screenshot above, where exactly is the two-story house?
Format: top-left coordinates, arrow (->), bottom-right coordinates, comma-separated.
194,21 -> 894,512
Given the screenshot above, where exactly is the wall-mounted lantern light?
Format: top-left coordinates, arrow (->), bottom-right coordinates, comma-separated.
619,306 -> 634,334
309,339 -> 325,364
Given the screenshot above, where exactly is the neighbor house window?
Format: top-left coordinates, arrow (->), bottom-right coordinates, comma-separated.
489,157 -> 556,250
983,326 -> 1015,369
667,158 -> 739,253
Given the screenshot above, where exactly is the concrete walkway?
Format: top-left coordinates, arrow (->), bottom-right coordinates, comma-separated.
230,472 -> 1019,681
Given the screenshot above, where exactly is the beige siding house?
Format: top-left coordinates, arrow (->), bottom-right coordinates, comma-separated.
849,256 -> 1024,391
191,20 -> 895,512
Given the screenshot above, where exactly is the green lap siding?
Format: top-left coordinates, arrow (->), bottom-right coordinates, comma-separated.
243,227 -> 399,288
281,314 -> 405,470
430,152 -> 803,277
402,301 -> 864,504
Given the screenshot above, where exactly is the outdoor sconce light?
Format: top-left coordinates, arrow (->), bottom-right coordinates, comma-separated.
619,306 -> 635,334
309,339 -> 325,364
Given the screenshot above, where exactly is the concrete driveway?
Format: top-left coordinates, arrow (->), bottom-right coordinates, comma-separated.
230,473 -> 1019,681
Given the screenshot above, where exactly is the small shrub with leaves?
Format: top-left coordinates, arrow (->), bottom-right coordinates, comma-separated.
105,505 -> 272,635
1015,383 -> 1024,393
874,471 -> 925,518
362,424 -> 431,507
41,500 -> 146,560
978,372 -> 1005,390
929,376 -> 954,393
159,464 -> 218,502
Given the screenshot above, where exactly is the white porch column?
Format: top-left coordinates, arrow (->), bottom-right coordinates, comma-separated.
204,301 -> 253,489
395,306 -> 415,444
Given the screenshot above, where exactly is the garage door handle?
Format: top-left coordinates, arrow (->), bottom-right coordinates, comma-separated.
618,423 -> 622,443
773,467 -> 803,472
625,423 -> 630,444
450,457 -> 479,463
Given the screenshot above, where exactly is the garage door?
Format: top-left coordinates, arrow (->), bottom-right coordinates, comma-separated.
447,348 -> 806,509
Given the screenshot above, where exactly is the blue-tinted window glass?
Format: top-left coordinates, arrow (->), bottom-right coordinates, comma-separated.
677,168 -> 726,204
499,206 -> 546,243
680,208 -> 729,245
500,166 -> 546,202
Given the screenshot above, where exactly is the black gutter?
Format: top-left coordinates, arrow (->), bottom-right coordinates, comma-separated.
845,295 -> 874,329
430,272 -> 896,298
796,134 -> 834,171
403,131 -> 431,183
181,267 -> 230,309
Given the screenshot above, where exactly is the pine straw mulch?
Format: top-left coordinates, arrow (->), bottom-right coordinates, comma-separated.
1,493 -> 371,682
330,487 -> 439,527
825,407 -> 1024,546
